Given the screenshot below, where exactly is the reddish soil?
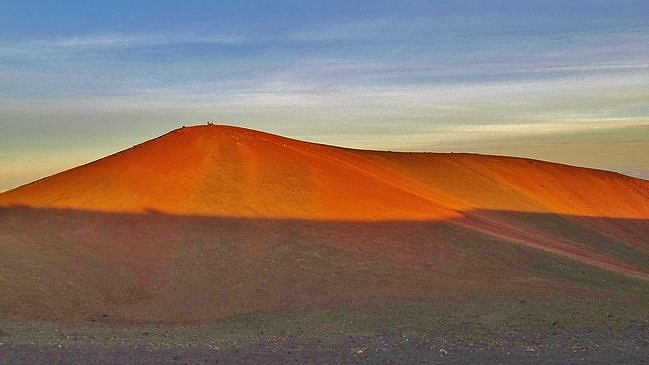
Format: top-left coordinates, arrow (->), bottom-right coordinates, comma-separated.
1,124 -> 648,323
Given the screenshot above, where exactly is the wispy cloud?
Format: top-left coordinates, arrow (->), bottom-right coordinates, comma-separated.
53,31 -> 246,48
0,30 -> 247,60
54,34 -> 139,48
442,118 -> 649,136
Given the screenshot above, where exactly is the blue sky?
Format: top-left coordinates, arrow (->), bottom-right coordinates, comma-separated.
1,1 -> 649,190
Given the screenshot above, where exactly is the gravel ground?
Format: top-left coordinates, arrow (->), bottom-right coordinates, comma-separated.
1,325 -> 648,364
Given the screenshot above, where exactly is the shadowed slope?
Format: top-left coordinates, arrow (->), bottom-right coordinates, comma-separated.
1,206 -> 648,323
1,125 -> 649,323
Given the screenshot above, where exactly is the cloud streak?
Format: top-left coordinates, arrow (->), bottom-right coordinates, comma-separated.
53,32 -> 247,48
0,31 -> 252,62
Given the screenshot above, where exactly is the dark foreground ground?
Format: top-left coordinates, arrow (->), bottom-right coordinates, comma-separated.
1,298 -> 648,364
1,325 -> 648,365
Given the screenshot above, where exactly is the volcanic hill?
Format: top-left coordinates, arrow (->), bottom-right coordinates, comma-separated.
1,124 -> 649,323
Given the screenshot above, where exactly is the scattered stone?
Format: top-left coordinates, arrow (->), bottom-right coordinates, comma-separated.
351,347 -> 365,356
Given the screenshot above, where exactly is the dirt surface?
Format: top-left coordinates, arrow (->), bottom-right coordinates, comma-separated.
1,325 -> 647,364
1,124 -> 649,323
1,125 -> 648,363
2,297 -> 648,364
2,204 -> 649,323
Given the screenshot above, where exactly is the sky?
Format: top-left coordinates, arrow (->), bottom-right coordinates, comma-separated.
1,0 -> 649,191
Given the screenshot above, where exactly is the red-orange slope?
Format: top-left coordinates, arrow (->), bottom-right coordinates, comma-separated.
0,125 -> 464,220
3,124 -> 649,219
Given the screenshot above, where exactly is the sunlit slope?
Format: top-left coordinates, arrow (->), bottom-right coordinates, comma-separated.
0,125 -> 463,220
366,151 -> 649,218
2,124 -> 648,220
